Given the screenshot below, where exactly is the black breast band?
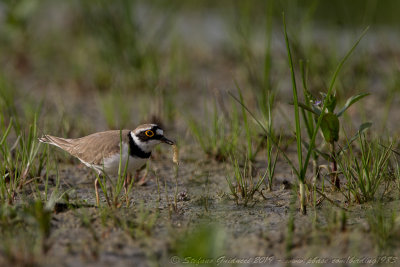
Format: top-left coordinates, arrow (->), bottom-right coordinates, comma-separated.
128,133 -> 151,158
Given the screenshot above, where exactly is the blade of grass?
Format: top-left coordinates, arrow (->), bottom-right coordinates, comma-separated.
283,13 -> 303,181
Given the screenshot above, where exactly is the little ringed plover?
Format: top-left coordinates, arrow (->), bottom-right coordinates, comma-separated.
39,124 -> 174,205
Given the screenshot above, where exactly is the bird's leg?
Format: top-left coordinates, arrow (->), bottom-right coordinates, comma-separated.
136,168 -> 148,186
94,177 -> 100,207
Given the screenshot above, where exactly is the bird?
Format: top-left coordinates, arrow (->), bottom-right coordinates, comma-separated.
38,124 -> 174,206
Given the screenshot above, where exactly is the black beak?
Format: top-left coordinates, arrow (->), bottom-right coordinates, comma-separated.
161,136 -> 174,145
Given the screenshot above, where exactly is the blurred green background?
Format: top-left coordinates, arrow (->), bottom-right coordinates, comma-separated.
0,0 -> 399,137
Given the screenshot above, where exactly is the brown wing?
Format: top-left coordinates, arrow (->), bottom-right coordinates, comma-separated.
69,130 -> 131,165
40,130 -> 131,165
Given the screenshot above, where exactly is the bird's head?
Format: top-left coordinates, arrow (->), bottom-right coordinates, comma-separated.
130,124 -> 174,153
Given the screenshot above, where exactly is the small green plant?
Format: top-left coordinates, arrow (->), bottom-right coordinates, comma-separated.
298,91 -> 369,190
225,158 -> 267,206
338,135 -> 392,204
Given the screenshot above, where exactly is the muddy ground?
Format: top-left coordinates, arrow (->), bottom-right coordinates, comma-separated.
7,142 -> 397,267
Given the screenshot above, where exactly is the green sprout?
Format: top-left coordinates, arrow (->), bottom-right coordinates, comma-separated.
298,91 -> 370,189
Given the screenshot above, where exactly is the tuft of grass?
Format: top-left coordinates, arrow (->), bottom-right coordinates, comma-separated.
338,135 -> 393,204
0,113 -> 47,204
225,158 -> 267,206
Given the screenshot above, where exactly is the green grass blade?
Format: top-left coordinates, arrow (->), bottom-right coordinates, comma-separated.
283,13 -> 303,181
0,117 -> 13,146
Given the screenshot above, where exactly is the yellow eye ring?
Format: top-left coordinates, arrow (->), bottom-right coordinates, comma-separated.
145,130 -> 154,137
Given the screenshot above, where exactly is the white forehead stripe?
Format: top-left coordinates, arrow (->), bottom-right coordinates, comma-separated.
136,127 -> 153,133
135,127 -> 163,135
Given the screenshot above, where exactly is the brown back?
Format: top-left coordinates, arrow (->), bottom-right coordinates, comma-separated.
48,130 -> 131,165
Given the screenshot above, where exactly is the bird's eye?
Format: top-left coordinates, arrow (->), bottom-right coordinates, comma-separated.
145,130 -> 154,137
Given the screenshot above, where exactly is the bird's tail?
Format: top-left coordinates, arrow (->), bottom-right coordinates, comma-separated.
38,135 -> 73,151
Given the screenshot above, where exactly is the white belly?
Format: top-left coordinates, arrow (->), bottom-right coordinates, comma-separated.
86,143 -> 148,176
103,155 -> 148,176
